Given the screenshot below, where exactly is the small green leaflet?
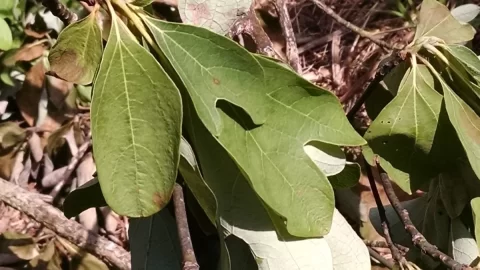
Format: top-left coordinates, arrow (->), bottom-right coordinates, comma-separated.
0,18 -> 12,51
143,16 -> 365,236
63,178 -> 107,218
440,44 -> 480,82
414,0 -> 475,45
441,79 -> 480,182
0,0 -> 15,19
177,0 -> 251,35
48,9 -> 103,85
91,12 -> 182,217
328,162 -> 361,189
364,64 -> 442,193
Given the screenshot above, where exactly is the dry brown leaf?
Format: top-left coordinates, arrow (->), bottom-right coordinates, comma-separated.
79,208 -> 99,233
99,207 -> 119,234
63,126 -> 78,157
24,24 -> 50,39
43,153 -> 54,177
18,156 -> 32,187
28,133 -> 43,163
46,75 -> 74,110
0,148 -> 18,179
3,43 -> 48,67
0,232 -> 39,260
9,146 -> 25,184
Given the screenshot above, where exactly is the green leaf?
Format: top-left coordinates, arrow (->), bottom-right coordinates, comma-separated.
439,170 -> 468,219
129,0 -> 154,7
441,78 -> 480,182
328,162 -> 361,189
129,209 -> 182,270
143,16 -> 365,236
183,104 -> 370,269
0,0 -> 15,19
451,4 -> 480,23
48,10 -> 103,85
441,44 -> 480,82
91,12 -> 183,217
0,18 -> 12,51
177,0 -> 250,34
448,218 -> 480,265
471,197 -> 480,252
63,178 -> 107,218
364,64 -> 443,193
414,0 -> 475,44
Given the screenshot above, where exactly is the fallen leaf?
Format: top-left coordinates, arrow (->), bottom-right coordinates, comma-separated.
0,232 -> 39,260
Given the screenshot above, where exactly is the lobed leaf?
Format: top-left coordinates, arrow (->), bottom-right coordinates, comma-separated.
48,10 -> 103,85
414,0 -> 475,45
364,64 -> 443,193
143,16 -> 365,236
91,12 -> 182,217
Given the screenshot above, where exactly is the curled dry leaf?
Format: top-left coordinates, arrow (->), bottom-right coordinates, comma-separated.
43,153 -> 54,177
46,75 -> 74,111
63,126 -> 78,156
17,155 -> 31,187
100,207 -> 119,234
0,122 -> 26,149
9,144 -> 25,184
2,42 -> 48,67
27,132 -> 43,163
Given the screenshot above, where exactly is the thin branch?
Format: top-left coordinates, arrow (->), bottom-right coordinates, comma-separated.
275,0 -> 301,72
173,184 -> 199,270
40,0 -> 78,25
311,0 -> 403,51
375,160 -> 472,270
229,5 -> 281,59
364,240 -> 409,254
364,157 -> 408,268
0,178 -> 131,269
51,136 -> 92,202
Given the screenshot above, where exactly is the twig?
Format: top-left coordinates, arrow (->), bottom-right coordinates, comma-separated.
40,0 -> 78,25
364,156 -> 408,268
375,159 -> 471,270
368,246 -> 394,269
364,240 -> 409,254
311,0 -> 403,51
275,0 -> 301,72
172,184 -> 199,270
51,136 -> 92,201
0,178 -> 131,269
229,5 -> 281,59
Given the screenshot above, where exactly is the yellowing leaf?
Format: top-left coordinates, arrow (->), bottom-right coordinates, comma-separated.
0,122 -> 26,149
364,64 -> 443,193
471,197 -> 480,251
48,9 -> 103,85
91,12 -> 182,217
143,16 -> 365,236
414,0 -> 475,44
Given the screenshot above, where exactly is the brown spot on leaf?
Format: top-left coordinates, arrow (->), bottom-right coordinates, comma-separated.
213,78 -> 220,85
153,192 -> 164,208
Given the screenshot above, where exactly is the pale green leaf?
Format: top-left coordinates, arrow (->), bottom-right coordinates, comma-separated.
48,10 -> 103,85
0,0 -> 15,19
364,64 -> 442,193
143,16 -> 365,236
328,162 -> 361,189
184,105 -> 369,269
0,18 -> 12,51
91,13 -> 183,217
177,0 -> 250,34
414,0 -> 475,44
448,218 -> 480,265
441,44 -> 480,82
129,209 -> 182,270
441,78 -> 480,182
471,197 -> 480,252
451,4 -> 480,23
304,141 -> 345,176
